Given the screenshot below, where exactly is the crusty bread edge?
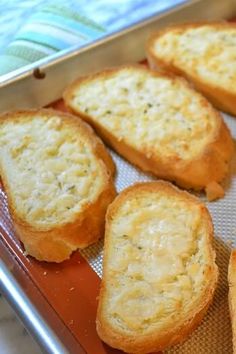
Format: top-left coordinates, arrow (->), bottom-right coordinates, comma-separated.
228,249 -> 236,353
146,21 -> 236,116
96,181 -> 218,353
0,108 -> 117,262
63,64 -> 234,191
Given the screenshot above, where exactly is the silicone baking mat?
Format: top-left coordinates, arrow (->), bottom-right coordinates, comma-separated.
0,103 -> 235,353
80,112 -> 236,354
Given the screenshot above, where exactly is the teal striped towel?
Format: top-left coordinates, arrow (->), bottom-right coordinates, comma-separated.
0,4 -> 106,76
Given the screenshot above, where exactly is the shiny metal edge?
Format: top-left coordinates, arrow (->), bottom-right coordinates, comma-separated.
1,0 -> 236,112
0,0 -> 192,84
0,260 -> 69,354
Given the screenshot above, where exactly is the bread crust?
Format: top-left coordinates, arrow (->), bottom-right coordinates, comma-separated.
96,181 -> 218,353
147,21 -> 236,116
228,250 -> 236,353
0,109 -> 116,262
63,64 -> 234,192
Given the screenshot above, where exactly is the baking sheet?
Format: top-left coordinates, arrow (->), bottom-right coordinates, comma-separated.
1,1 -> 236,352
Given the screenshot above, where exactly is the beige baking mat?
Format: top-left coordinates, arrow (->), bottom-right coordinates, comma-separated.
80,112 -> 236,353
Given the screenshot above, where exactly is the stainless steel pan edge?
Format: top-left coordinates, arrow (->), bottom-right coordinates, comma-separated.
0,0 -> 236,113
0,231 -> 85,354
0,259 -> 70,354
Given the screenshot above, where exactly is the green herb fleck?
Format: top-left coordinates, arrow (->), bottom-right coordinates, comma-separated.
68,185 -> 76,191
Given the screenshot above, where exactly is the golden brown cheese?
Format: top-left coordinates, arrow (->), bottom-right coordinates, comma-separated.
0,109 -> 116,262
69,68 -> 215,160
152,26 -> 236,93
64,65 -> 234,193
147,23 -> 236,116
97,182 -> 218,353
105,192 -> 209,331
0,115 -> 105,226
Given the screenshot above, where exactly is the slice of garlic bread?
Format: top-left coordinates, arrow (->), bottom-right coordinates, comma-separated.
63,65 -> 233,194
229,250 -> 236,353
96,181 -> 218,353
147,22 -> 236,116
0,109 -> 116,262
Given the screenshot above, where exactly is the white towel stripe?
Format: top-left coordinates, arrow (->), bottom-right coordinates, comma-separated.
20,22 -> 83,46
8,39 -> 55,55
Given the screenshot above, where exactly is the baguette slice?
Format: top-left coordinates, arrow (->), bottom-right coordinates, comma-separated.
147,22 -> 236,116
63,65 -> 234,194
96,182 -> 218,353
228,250 -> 236,353
0,109 -> 116,262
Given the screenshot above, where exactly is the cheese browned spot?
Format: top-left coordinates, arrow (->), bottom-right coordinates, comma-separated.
105,190 -> 209,330
152,26 -> 236,93
147,23 -> 236,116
96,182 -> 218,353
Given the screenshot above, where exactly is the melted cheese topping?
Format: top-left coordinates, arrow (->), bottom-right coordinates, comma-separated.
0,115 -> 105,228
71,68 -> 215,160
153,26 -> 236,93
105,192 -> 210,333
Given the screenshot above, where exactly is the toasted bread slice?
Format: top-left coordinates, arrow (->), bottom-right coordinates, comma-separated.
96,182 -> 218,353
228,250 -> 236,353
0,109 -> 116,262
63,65 -> 234,194
147,22 -> 236,116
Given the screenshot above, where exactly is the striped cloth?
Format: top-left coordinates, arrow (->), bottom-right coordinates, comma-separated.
0,4 -> 106,76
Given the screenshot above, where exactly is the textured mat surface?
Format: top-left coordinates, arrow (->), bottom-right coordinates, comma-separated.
81,113 -> 236,353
